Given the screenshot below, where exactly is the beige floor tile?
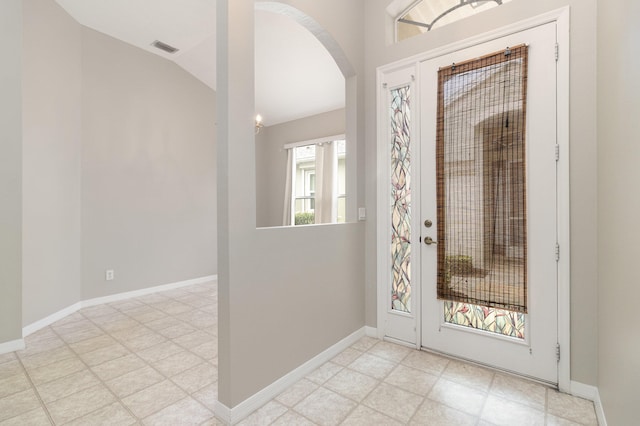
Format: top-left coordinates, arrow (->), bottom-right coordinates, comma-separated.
109,299 -> 144,312
110,324 -> 150,342
200,417 -> 225,426
341,405 -> 403,426
350,337 -> 378,352
106,366 -> 165,398
410,398 -> 477,425
275,379 -> 318,407
0,389 -> 42,422
152,301 -> 192,316
58,326 -> 105,345
190,340 -> 218,361
0,371 -> 31,399
0,352 -> 16,365
152,351 -> 203,377
305,362 -> 343,385
16,335 -> 66,358
51,319 -> 96,336
269,411 -> 316,426
0,360 -> 23,378
122,379 -> 186,419
46,383 -> 115,424
324,369 -> 379,402
157,323 -> 198,340
237,401 -> 288,426
490,373 -> 547,411
80,304 -> 120,319
401,350 -> 450,376
49,312 -> 86,328
330,348 -> 363,367
192,382 -> 218,412
367,341 -> 412,363
142,397 -> 213,426
68,334 -> 118,355
121,331 -> 167,352
145,317 -> 184,332
0,406 -> 51,426
172,330 -> 214,350
362,382 -> 423,423
480,395 -> 545,426
441,359 -> 495,391
170,362 -> 218,394
384,364 -> 438,396
128,309 -> 167,324
294,387 -> 356,426
175,311 -> 217,329
547,390 -> 598,426
65,402 -> 136,426
90,353 -> 146,381
348,353 -> 396,380
23,327 -> 58,344
20,345 -> 76,370
79,342 -> 131,367
89,312 -> 130,327
427,378 -> 487,416
98,317 -> 140,334
27,356 -> 86,386
546,414 -> 584,425
36,369 -> 100,403
136,340 -> 184,364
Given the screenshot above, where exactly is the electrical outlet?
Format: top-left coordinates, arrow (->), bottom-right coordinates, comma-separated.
105,269 -> 115,281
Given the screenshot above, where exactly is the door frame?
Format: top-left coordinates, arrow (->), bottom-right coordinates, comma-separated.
376,7 -> 571,392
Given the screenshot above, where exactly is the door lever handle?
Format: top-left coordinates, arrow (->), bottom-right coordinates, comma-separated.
424,236 -> 437,245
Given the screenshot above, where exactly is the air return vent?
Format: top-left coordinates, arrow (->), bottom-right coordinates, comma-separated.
151,40 -> 179,54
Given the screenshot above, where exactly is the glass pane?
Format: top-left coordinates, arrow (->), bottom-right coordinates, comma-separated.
436,46 -> 528,314
398,0 -> 512,42
444,301 -> 525,339
337,196 -> 346,223
390,85 -> 412,313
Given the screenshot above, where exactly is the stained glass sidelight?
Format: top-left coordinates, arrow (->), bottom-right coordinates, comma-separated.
390,86 -> 412,313
444,301 -> 525,339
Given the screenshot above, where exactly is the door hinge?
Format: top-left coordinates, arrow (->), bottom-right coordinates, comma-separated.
419,236 -> 422,243
555,43 -> 559,62
555,243 -> 560,262
556,343 -> 561,362
555,144 -> 560,162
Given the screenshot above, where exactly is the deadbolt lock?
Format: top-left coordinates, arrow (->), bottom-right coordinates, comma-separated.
424,219 -> 432,228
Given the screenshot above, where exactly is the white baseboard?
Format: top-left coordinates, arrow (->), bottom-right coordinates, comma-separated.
21,275 -> 217,338
364,326 -> 378,338
22,302 -> 83,337
215,327 -> 366,425
82,275 -> 217,308
571,381 -> 607,426
0,338 -> 25,355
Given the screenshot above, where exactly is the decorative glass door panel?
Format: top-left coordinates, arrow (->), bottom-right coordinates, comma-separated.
420,23 -> 559,383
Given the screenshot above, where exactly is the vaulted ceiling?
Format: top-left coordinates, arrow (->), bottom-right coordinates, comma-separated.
55,0 -> 345,126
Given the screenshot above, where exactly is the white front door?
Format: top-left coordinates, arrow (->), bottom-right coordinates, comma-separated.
420,23 -> 559,384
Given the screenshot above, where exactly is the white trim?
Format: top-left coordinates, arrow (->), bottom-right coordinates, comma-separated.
364,326 -> 378,338
81,275 -> 217,308
555,6 -> 572,395
215,327 -> 365,425
283,134 -> 345,150
0,338 -> 25,355
21,275 -> 217,338
376,6 -> 572,387
570,381 -> 608,426
22,302 -> 83,337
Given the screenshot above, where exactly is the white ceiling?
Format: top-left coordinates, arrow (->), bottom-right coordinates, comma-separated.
55,0 -> 345,126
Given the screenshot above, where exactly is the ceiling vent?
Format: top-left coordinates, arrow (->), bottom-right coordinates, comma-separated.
151,40 -> 179,54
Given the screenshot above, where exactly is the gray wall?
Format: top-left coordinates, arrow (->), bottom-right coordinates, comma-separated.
22,0 -> 82,326
81,28 -> 217,299
364,0 -> 599,386
256,108 -> 346,227
0,0 -> 23,344
218,0 -> 366,407
597,0 -> 640,423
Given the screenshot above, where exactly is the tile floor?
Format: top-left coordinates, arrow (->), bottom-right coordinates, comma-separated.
0,281 -> 598,425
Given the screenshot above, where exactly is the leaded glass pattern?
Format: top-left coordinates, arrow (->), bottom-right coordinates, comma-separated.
390,86 -> 412,313
444,301 -> 525,339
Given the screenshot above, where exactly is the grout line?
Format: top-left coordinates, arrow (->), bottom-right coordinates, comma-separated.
13,355 -> 56,425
